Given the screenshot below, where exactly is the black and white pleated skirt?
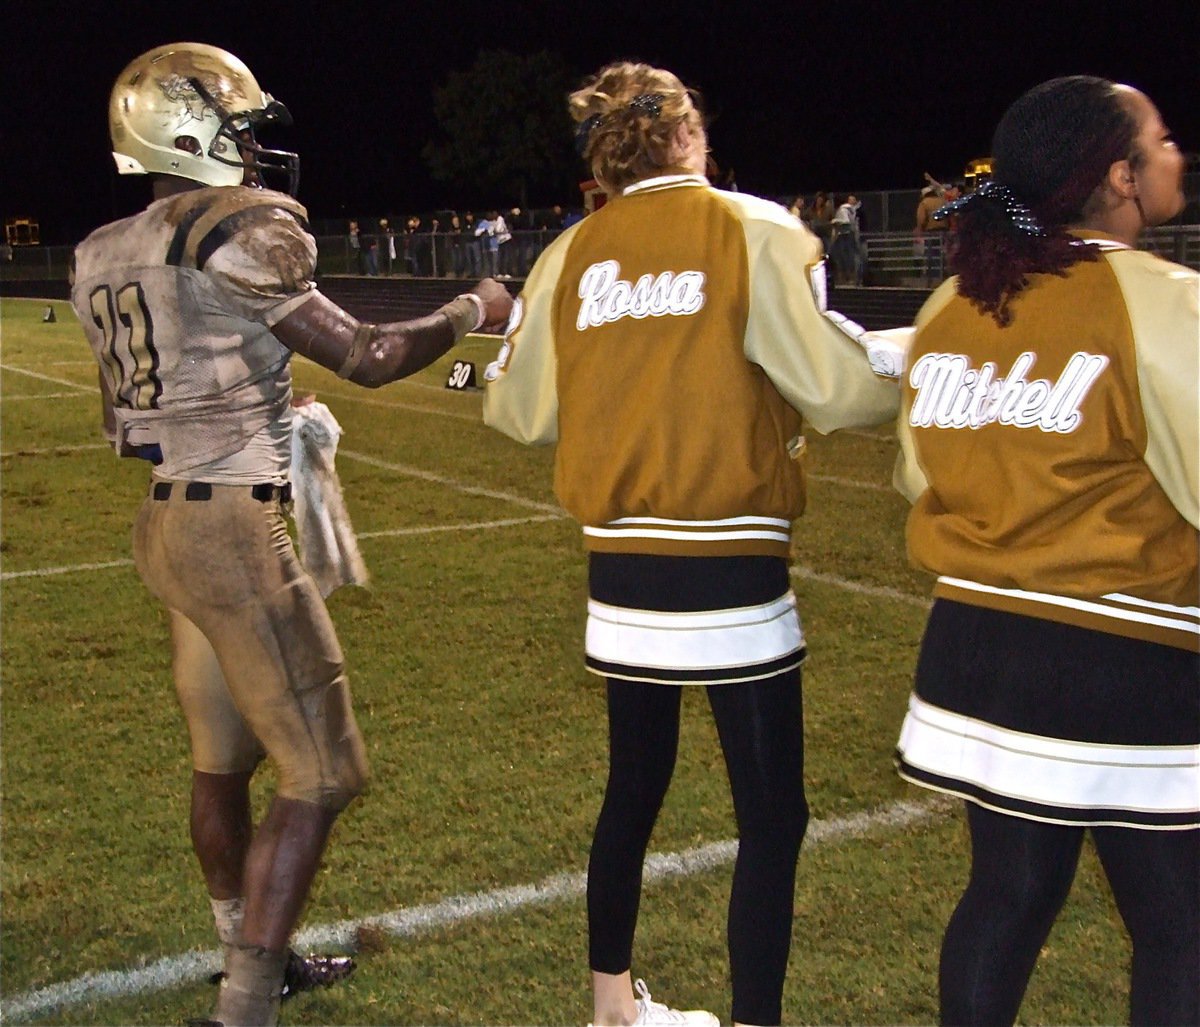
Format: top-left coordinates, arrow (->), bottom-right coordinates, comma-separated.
896,599 -> 1200,830
584,553 -> 806,685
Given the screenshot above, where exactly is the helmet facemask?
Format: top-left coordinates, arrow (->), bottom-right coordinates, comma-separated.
186,76 -> 300,196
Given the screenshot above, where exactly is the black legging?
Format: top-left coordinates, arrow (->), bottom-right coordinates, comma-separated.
941,803 -> 1200,1026
587,671 -> 809,1026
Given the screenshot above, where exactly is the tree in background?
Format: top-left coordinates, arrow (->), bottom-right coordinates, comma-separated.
423,50 -> 577,211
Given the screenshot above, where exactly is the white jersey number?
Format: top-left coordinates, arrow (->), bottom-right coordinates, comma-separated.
89,283 -> 162,410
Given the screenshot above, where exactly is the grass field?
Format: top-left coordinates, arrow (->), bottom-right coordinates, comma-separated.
1,296 -> 1133,1025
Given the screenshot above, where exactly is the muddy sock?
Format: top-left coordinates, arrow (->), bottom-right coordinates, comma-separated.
214,945 -> 286,1027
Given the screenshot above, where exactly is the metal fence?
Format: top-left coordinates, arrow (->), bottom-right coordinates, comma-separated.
3,225 -> 1198,286
855,224 -> 1200,286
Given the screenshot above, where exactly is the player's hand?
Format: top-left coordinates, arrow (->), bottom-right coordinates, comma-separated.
470,278 -> 514,331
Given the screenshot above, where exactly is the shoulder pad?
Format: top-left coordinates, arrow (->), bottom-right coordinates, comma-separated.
167,189 -> 309,270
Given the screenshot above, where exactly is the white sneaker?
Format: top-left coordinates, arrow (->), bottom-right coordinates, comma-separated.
631,978 -> 720,1026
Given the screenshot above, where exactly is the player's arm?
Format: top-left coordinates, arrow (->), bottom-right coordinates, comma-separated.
272,280 -> 512,388
203,202 -> 511,387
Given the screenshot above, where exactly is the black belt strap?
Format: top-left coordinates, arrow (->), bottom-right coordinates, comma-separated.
151,482 -> 291,503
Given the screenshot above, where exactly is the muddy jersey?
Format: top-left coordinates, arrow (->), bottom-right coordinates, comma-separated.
483,173 -> 898,557
71,185 -> 318,479
894,232 -> 1199,650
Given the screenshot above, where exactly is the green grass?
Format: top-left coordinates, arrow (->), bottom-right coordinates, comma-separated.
1,298 -> 1132,1025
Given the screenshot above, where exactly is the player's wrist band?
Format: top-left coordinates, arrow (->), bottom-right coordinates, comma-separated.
445,293 -> 487,336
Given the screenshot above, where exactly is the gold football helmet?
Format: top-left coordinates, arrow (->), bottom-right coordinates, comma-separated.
108,42 -> 299,194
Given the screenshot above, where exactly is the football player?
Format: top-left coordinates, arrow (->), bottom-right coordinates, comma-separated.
71,42 -> 512,1027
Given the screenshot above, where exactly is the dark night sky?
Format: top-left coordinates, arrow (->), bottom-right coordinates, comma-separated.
5,0 -> 1198,243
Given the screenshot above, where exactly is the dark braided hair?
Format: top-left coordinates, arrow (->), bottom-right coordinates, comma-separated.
951,76 -> 1139,325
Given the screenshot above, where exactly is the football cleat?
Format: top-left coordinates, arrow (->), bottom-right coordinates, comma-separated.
208,949 -> 356,1001
280,950 -> 356,1001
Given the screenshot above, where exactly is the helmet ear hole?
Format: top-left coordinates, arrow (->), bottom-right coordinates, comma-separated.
174,135 -> 203,156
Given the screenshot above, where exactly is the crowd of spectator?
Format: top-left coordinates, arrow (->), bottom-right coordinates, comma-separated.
342,205 -> 585,279
784,176 -> 966,286
339,178 -> 969,285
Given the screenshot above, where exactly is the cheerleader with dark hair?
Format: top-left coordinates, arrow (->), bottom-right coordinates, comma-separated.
892,77 -> 1198,1025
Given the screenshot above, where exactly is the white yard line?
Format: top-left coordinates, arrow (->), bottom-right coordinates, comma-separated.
1,391 -> 95,402
0,796 -> 952,1022
792,564 -> 932,609
338,448 -> 563,515
0,515 -> 565,581
0,363 -> 92,391
290,380 -> 481,421
809,473 -> 893,493
359,515 -> 563,540
840,429 -> 896,443
0,442 -> 108,458
1,558 -> 135,580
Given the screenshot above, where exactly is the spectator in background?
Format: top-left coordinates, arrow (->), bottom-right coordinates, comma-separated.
360,223 -> 378,276
830,194 -> 861,285
511,206 -> 539,276
809,191 -> 834,254
534,206 -> 566,267
914,184 -> 943,282
401,216 -> 418,276
412,216 -> 433,276
463,211 -> 482,277
379,219 -> 395,275
348,219 -> 362,274
475,211 -> 499,277
855,199 -> 870,285
493,208 -> 513,278
429,218 -> 443,276
915,174 -> 954,285
449,214 -> 467,277
788,195 -> 810,224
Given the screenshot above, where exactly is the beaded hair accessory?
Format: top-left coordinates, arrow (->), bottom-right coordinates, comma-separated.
933,181 -> 1047,237
574,93 -> 667,156
627,93 -> 664,117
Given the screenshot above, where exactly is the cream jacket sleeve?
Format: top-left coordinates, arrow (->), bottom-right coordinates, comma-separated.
1111,251 -> 1200,529
482,225 -> 578,444
736,197 -> 901,435
891,280 -> 958,503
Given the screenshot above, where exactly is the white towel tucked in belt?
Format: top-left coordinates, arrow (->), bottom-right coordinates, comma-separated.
289,401 -> 369,597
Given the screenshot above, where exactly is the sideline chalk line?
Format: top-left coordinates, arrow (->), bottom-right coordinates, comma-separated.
1,796 -> 951,1022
